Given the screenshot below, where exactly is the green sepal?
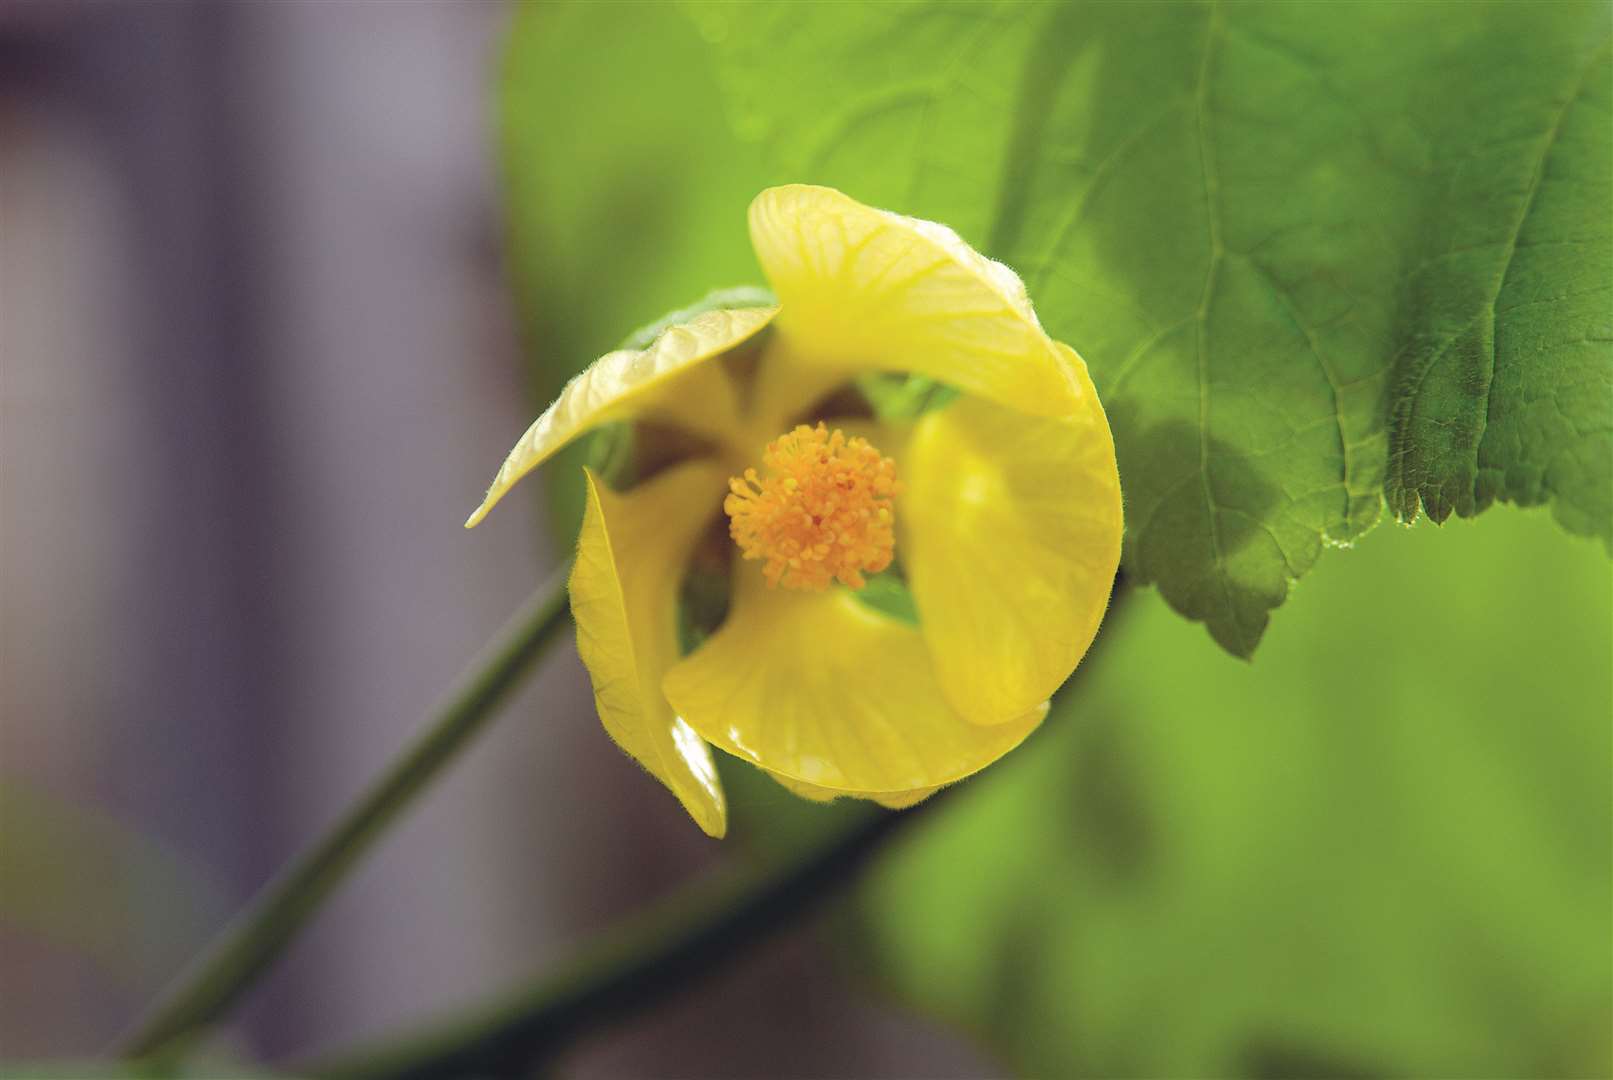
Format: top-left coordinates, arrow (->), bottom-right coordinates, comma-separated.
617,285 -> 777,351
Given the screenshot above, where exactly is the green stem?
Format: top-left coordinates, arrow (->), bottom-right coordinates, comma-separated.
302,577 -> 1134,1080
118,564 -> 574,1064
299,807 -> 908,1080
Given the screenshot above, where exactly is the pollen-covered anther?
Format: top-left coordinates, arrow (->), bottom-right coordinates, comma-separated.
724,423 -> 899,591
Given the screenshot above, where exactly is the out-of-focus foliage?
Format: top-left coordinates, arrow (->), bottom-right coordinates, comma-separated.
692,0 -> 1612,656
0,787 -> 224,987
0,1063 -> 270,1079
855,508 -> 1612,1078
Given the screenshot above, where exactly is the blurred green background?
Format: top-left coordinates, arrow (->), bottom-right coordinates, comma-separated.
853,509 -> 1611,1078
1,1 -> 1606,1076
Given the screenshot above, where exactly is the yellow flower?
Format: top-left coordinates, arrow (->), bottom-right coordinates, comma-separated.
466,186 -> 1123,838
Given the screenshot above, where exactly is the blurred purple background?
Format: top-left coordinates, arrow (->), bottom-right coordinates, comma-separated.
0,2 -> 983,1073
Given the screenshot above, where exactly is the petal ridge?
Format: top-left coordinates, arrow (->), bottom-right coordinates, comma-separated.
748,185 -> 1080,418
467,305 -> 776,528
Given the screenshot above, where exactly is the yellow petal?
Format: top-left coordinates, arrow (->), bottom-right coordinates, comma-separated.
902,345 -> 1123,724
466,306 -> 776,528
571,463 -> 731,837
663,570 -> 1046,797
742,335 -> 864,449
765,771 -> 941,811
748,185 -> 1079,419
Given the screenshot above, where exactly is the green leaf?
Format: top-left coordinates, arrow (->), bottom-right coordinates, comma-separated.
854,507 -> 1613,1077
1384,35 -> 1613,543
693,0 -> 1613,655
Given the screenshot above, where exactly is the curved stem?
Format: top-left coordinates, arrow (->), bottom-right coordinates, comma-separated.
303,577 -> 1134,1080
118,563 -> 574,1064
301,806 -> 909,1080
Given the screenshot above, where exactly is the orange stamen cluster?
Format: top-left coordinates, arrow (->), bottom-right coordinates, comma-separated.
725,423 -> 898,591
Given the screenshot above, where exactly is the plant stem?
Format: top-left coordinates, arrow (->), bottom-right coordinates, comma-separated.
299,807 -> 907,1080
303,577 -> 1134,1080
118,564 -> 574,1065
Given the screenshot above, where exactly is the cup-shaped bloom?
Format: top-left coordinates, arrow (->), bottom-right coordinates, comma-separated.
467,186 -> 1123,837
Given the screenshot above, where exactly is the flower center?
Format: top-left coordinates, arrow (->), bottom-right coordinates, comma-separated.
724,423 -> 898,591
